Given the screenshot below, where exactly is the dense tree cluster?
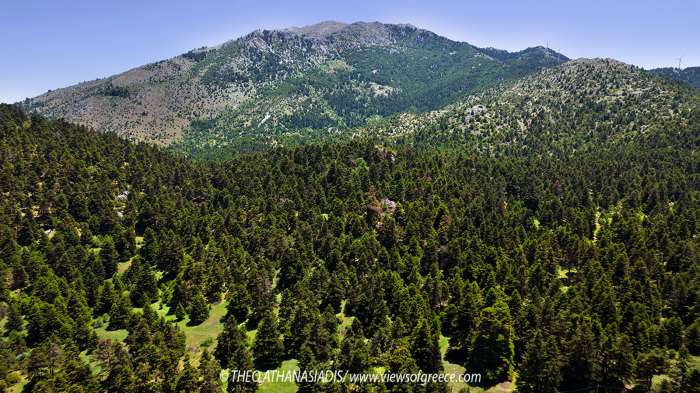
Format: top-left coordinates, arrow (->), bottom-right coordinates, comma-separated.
1,102 -> 699,392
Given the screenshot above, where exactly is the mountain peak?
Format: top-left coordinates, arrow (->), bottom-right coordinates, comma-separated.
480,45 -> 569,64
281,21 -> 423,42
284,21 -> 349,36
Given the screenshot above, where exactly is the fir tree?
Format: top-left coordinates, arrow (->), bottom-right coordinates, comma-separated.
225,284 -> 251,322
5,299 -> 24,333
635,348 -> 667,391
226,331 -> 257,393
339,319 -> 369,372
108,294 -> 132,330
517,329 -> 562,393
175,303 -> 187,321
450,281 -> 483,355
561,315 -> 602,389
411,314 -> 442,373
100,237 -> 118,278
189,290 -> 210,325
175,356 -> 201,393
253,310 -> 284,370
199,349 -> 224,393
128,256 -> 158,307
466,300 -> 514,385
215,316 -> 247,369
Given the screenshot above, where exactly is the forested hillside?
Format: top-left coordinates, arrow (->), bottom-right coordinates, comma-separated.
23,22 -> 566,150
1,98 -> 699,392
182,58 -> 697,159
361,59 -> 698,154
651,66 -> 700,90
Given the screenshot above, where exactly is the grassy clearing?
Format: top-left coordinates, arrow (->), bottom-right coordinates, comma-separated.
593,210 -> 602,243
336,300 -> 354,336
93,299 -> 228,365
246,328 -> 258,345
150,300 -> 229,364
557,267 -> 576,279
117,259 -> 132,274
440,335 -> 475,392
439,335 -> 511,393
258,360 -> 300,393
94,325 -> 129,342
113,237 -> 142,273
80,350 -> 102,375
174,301 -> 228,357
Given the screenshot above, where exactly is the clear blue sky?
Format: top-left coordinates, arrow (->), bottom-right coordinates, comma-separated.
1,0 -> 698,103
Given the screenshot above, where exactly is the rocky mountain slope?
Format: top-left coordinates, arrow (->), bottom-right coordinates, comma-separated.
23,21 -> 567,148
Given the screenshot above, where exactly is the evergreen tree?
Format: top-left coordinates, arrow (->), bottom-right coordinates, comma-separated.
687,318 -> 700,356
466,300 -> 514,385
5,299 -> 23,333
411,314 -> 442,373
95,281 -> 116,316
175,356 -> 201,393
561,315 -> 602,389
668,345 -> 691,392
450,281 -> 483,354
600,333 -> 635,388
140,227 -> 159,264
660,316 -> 684,350
215,316 -> 247,369
108,294 -> 132,330
189,289 -> 210,325
226,332 -> 257,393
96,340 -> 136,392
199,349 -> 224,393
296,344 -> 318,393
127,256 -> 158,307
339,319 -> 370,372
100,237 -> 118,278
635,348 -> 667,391
517,329 -> 562,393
169,277 -> 188,315
225,284 -> 251,322
175,303 -> 187,321
253,310 -> 284,370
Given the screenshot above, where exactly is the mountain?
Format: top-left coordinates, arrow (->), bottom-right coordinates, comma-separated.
23,21 -> 567,150
362,58 -> 699,154
650,66 -> 700,89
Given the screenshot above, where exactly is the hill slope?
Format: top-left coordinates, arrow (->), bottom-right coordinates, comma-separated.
363,58 -> 699,155
23,21 -> 567,148
650,66 -> 700,89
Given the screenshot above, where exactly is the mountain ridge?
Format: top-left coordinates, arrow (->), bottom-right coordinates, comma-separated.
23,21 -> 568,148
357,57 -> 698,157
